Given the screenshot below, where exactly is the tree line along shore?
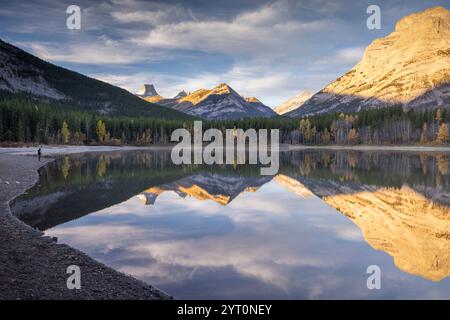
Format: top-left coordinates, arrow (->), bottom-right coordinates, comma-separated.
1,96 -> 449,146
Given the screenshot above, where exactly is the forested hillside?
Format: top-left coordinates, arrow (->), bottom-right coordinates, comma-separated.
1,96 -> 449,146
0,39 -> 189,119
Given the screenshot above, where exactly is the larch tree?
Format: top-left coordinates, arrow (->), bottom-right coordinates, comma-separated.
61,120 -> 71,144
436,123 -> 450,144
96,120 -> 107,143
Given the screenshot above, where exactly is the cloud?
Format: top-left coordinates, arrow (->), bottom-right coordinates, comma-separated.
131,2 -> 332,57
110,3 -> 188,25
22,35 -> 168,65
315,46 -> 365,66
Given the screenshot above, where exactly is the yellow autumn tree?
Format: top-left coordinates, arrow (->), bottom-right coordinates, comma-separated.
61,120 -> 71,144
436,123 -> 450,144
299,119 -> 314,143
96,120 -> 106,143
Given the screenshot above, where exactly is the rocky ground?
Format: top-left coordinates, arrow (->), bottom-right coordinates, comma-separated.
0,153 -> 171,300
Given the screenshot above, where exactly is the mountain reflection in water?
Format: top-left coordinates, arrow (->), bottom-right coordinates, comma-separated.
12,150 -> 450,299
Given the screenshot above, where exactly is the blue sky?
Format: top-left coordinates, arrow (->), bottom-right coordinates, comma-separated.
0,0 -> 449,107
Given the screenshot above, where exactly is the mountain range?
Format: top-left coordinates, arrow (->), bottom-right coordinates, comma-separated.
285,6 -> 450,117
0,39 -> 189,119
136,83 -> 277,120
1,6 -> 449,121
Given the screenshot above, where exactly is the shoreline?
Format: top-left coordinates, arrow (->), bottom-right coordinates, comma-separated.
282,144 -> 450,152
0,145 -> 173,156
1,144 -> 450,156
0,152 -> 171,300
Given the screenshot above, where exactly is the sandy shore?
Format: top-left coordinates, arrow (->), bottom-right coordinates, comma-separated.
0,145 -> 173,156
0,152 -> 170,300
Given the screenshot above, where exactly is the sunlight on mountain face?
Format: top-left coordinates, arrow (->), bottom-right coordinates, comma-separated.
177,88 -> 212,105
173,84 -> 235,106
288,6 -> 450,118
334,6 -> 450,103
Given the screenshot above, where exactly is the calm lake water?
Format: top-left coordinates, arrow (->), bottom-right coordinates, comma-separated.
12,150 -> 450,299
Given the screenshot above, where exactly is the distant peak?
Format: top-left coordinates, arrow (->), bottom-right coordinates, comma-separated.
275,90 -> 314,115
217,82 -> 230,88
422,6 -> 448,14
211,83 -> 237,95
174,90 -> 187,99
395,6 -> 450,32
245,97 -> 261,103
137,84 -> 159,97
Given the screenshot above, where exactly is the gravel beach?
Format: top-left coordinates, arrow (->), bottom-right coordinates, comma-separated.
0,153 -> 170,300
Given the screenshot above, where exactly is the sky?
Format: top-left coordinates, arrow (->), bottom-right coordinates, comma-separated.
0,0 -> 449,107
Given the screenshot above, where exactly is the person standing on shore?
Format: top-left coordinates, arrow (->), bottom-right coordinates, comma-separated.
37,146 -> 42,162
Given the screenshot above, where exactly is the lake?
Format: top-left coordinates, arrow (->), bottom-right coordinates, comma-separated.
12,149 -> 450,299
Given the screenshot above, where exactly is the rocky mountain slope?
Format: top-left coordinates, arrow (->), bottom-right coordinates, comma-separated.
136,83 -> 277,120
274,91 -> 313,115
136,84 -> 158,98
0,39 -> 189,119
286,6 -> 450,118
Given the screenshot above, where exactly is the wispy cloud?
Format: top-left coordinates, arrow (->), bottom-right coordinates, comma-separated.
315,46 -> 365,66
131,2 -> 333,58
110,2 -> 188,25
21,35 -> 169,65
